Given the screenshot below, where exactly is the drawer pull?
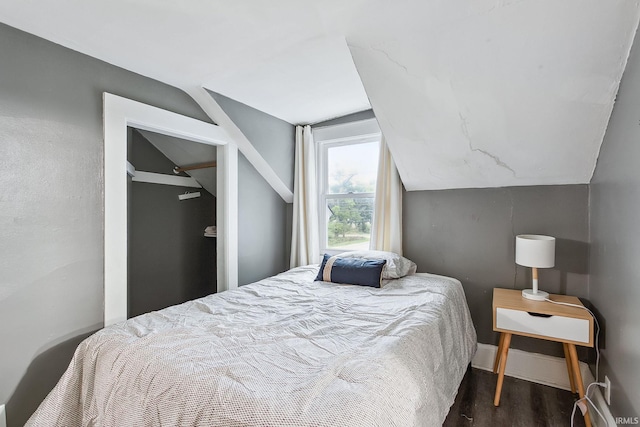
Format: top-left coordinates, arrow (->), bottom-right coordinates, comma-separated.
527,312 -> 552,318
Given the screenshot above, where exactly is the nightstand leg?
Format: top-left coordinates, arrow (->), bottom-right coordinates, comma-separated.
568,343 -> 591,427
493,332 -> 512,406
563,343 -> 576,393
493,333 -> 506,373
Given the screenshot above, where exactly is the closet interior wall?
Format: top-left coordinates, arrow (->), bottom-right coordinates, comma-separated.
127,128 -> 217,317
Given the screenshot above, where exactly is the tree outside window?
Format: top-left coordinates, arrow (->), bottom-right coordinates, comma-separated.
319,139 -> 379,252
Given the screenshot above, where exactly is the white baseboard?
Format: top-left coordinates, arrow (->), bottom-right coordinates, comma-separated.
472,343 -> 615,426
0,404 -> 6,427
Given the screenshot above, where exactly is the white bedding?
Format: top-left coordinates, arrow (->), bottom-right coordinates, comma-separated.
27,265 -> 477,427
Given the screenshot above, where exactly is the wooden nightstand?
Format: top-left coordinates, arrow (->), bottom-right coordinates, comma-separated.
492,288 -> 594,427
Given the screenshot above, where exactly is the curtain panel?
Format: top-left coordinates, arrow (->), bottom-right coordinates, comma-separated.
370,136 -> 403,255
290,125 -> 320,267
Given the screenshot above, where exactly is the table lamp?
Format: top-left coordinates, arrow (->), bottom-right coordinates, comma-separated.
515,234 -> 555,301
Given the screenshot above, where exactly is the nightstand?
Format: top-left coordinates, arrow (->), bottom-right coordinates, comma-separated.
492,288 -> 594,427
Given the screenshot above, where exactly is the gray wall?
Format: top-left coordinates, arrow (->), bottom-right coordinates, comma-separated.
210,91 -> 295,191
0,23 -> 206,426
209,92 -> 295,285
589,25 -> 640,418
128,130 -> 216,317
404,185 -> 590,358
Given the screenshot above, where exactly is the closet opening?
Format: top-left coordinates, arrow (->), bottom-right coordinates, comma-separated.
104,93 -> 238,327
127,128 -> 217,317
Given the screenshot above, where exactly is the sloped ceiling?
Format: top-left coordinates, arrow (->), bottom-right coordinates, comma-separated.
1,1 -> 638,190
137,130 -> 217,197
349,1 -> 640,190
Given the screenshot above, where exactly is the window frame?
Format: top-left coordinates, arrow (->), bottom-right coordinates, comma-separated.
316,127 -> 381,255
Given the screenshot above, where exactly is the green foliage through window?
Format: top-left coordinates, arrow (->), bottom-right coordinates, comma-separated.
327,197 -> 373,247
321,139 -> 379,250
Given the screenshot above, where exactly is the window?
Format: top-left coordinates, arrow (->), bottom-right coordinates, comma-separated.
315,119 -> 381,254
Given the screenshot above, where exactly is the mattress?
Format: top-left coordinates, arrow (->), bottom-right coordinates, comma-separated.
27,265 -> 477,426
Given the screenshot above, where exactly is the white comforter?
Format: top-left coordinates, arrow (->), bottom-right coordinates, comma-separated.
27,266 -> 477,427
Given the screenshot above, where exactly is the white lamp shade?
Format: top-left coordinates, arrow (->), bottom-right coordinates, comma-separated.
515,235 -> 555,268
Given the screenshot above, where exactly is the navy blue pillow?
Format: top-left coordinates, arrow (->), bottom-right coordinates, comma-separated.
315,254 -> 387,288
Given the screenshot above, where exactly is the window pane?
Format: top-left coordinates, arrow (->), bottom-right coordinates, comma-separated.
325,197 -> 374,250
327,142 -> 379,194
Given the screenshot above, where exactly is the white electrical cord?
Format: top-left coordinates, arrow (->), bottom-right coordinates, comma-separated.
544,298 -> 605,427
570,382 -> 607,427
544,298 -> 601,381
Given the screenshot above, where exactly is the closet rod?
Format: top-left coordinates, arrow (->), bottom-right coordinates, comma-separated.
173,161 -> 217,174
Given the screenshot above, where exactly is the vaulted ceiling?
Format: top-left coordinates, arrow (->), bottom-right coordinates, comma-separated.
1,1 -> 638,191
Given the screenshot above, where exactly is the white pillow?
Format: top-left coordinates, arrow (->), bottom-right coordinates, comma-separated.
336,250 -> 417,279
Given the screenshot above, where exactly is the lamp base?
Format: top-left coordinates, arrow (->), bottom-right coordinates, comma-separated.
522,289 -> 549,301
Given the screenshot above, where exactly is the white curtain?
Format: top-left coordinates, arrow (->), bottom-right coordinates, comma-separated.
370,136 -> 403,255
290,125 -> 320,268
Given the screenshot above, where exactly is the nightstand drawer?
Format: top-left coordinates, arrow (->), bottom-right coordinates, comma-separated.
495,307 -> 590,344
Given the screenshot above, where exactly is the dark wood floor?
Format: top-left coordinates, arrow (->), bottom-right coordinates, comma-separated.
444,368 -> 586,427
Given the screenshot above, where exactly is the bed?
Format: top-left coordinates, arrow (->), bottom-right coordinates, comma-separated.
27,262 -> 477,427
